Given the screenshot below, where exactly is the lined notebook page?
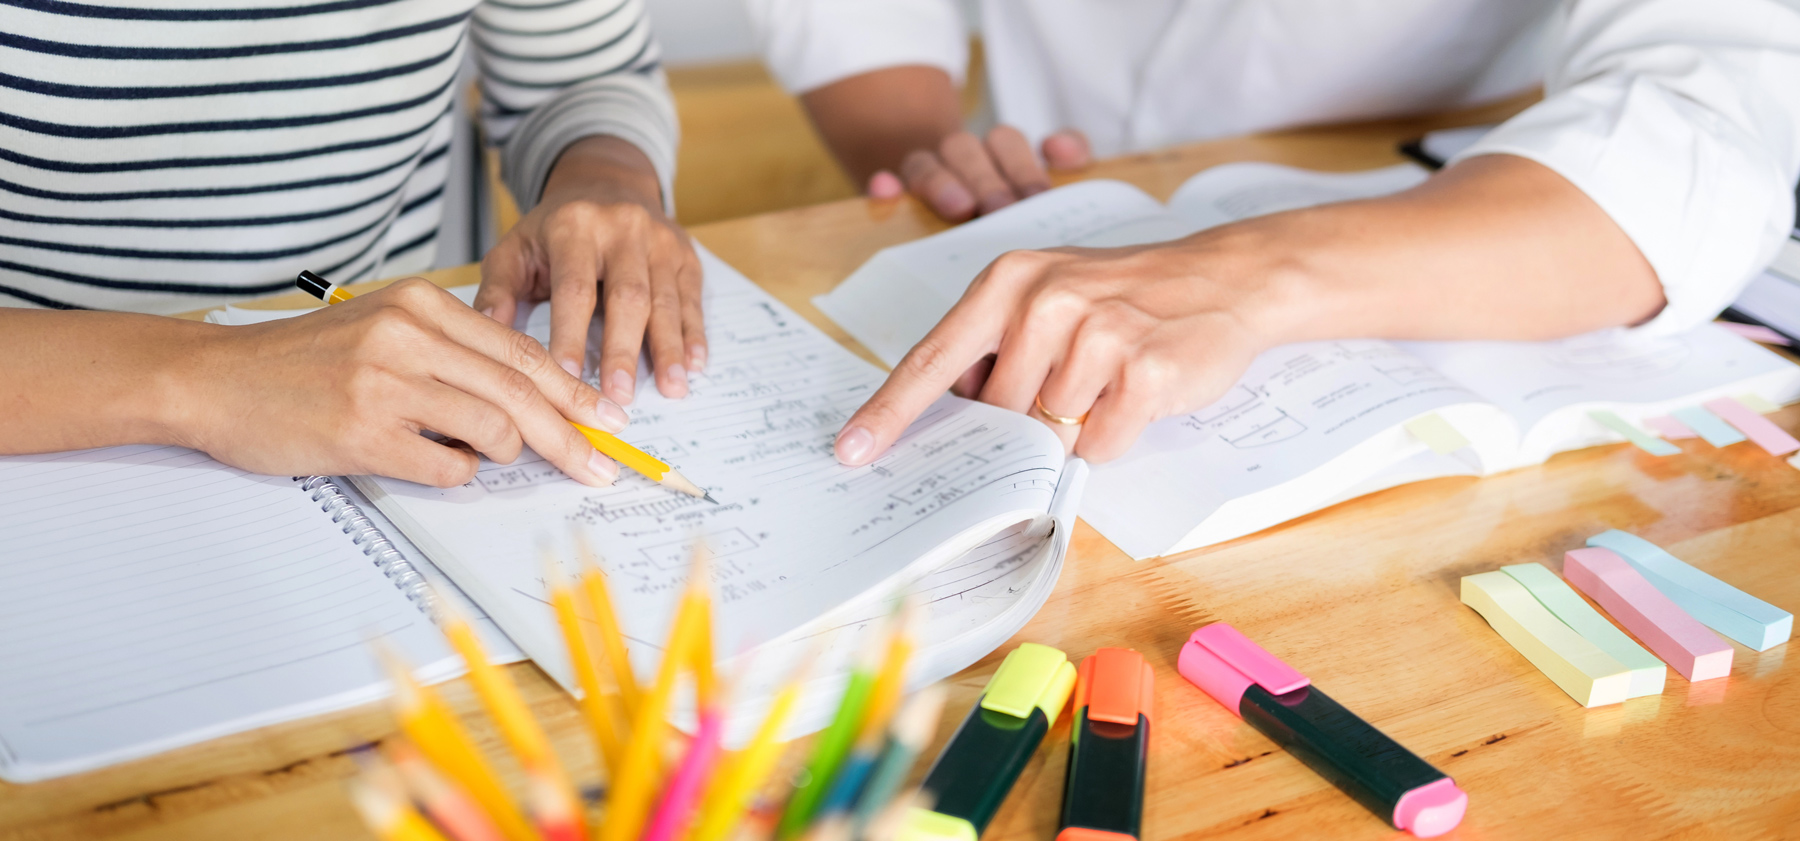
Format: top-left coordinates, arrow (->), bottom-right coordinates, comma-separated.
0,445 -> 452,782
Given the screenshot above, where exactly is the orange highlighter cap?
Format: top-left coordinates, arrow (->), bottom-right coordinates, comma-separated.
1075,647 -> 1154,726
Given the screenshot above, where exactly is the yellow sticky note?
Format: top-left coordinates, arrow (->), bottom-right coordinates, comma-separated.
1405,413 -> 1471,454
1736,393 -> 1782,414
1461,571 -> 1632,707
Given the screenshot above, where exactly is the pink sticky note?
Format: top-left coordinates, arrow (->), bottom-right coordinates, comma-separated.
1717,321 -> 1793,346
1703,397 -> 1800,456
1644,416 -> 1699,440
1564,547 -> 1733,681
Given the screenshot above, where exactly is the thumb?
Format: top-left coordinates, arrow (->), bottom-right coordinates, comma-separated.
1041,129 -> 1092,172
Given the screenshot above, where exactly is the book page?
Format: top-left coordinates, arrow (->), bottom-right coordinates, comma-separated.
1165,162 -> 1428,230
816,180 -> 1189,367
1083,340 -> 1501,559
0,446 -> 454,782
1399,325 -> 1800,467
357,246 -> 1069,697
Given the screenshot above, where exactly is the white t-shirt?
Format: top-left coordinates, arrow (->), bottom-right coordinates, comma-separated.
747,0 -> 1800,336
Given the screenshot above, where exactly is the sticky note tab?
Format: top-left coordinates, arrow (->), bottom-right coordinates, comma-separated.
1670,406 -> 1748,448
1588,410 -> 1681,456
1588,530 -> 1793,651
1405,413 -> 1471,454
1564,548 -> 1733,681
1461,571 -> 1632,707
1736,392 -> 1783,413
1502,563 -> 1665,697
1703,397 -> 1800,456
1717,322 -> 1793,346
1643,416 -> 1698,440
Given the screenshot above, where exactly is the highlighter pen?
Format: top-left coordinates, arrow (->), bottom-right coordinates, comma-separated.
898,643 -> 1077,841
1178,624 -> 1467,838
1058,648 -> 1153,841
294,270 -> 715,501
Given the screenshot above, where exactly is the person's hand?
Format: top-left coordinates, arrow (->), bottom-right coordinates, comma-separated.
867,127 -> 1091,222
476,136 -> 703,407
833,239 -> 1286,465
177,278 -> 631,488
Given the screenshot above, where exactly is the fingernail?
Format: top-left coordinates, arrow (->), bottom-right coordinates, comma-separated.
688,343 -> 707,372
480,305 -> 496,320
835,426 -> 874,465
587,450 -> 619,485
663,363 -> 689,398
592,398 -> 629,432
937,183 -> 975,217
609,369 -> 635,404
559,358 -> 582,379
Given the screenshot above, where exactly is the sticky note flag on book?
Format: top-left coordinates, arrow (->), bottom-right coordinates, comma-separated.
1735,393 -> 1783,414
1643,416 -> 1698,440
1587,530 -> 1793,651
1669,407 -> 1746,448
1501,563 -> 1665,697
1405,413 -> 1471,455
1563,548 -> 1731,682
1461,571 -> 1632,707
1587,410 -> 1680,456
1702,397 -> 1800,456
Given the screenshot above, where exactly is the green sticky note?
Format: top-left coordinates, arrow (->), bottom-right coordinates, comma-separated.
1405,412 -> 1472,454
1502,563 -> 1665,698
1736,393 -> 1782,413
1588,410 -> 1681,456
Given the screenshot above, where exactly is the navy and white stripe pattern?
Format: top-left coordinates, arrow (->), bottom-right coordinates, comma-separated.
0,0 -> 675,314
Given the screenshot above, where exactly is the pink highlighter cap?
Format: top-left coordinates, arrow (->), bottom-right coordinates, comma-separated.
1177,623 -> 1310,712
1393,778 -> 1469,838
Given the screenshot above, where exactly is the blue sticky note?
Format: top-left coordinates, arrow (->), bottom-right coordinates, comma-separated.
1588,529 -> 1793,651
1670,407 -> 1748,448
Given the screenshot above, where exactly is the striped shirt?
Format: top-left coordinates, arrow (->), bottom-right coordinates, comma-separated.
0,0 -> 679,314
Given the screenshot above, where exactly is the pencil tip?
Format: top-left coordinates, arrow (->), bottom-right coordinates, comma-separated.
703,492 -> 719,504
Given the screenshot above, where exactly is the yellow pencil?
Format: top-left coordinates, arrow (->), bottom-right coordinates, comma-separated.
438,608 -> 588,841
575,533 -> 642,722
348,776 -> 454,841
376,645 -> 539,841
857,598 -> 920,744
546,550 -> 624,781
689,651 -> 817,841
602,545 -> 713,841
295,270 -> 715,501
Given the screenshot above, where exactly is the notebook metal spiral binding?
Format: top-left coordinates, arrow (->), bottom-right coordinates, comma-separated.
299,476 -> 437,613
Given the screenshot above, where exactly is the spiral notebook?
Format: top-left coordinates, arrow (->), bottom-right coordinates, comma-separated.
0,445 -> 519,783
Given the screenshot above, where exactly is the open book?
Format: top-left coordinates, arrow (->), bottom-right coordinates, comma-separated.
817,163 -> 1800,560
330,247 -> 1087,738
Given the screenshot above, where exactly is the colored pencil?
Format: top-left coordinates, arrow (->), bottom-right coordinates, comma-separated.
546,550 -> 624,781
689,651 -> 819,841
776,628 -> 886,838
601,544 -> 713,841
388,742 -> 508,841
576,532 -> 642,721
642,706 -> 726,841
375,645 -> 539,841
848,685 -> 946,837
348,776 -> 455,841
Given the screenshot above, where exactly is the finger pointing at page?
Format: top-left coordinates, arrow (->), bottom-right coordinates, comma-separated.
834,258 -> 1026,466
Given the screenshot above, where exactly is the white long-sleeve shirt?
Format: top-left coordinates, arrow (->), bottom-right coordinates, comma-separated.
748,0 -> 1800,336
0,0 -> 678,314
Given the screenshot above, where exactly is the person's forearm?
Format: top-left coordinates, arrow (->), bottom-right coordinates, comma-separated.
0,311 -> 212,454
1223,154 -> 1665,344
799,66 -> 963,185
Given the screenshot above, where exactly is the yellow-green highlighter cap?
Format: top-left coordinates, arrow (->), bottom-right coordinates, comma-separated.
979,642 -> 1078,723
899,807 -> 978,841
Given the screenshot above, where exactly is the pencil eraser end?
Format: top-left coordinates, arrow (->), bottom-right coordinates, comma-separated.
1393,778 -> 1467,838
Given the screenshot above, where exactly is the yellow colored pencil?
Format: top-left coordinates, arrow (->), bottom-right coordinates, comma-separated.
389,742 -> 508,841
688,652 -> 816,841
575,534 -> 642,722
295,270 -> 714,501
376,646 -> 539,841
546,551 -> 624,781
857,598 -> 920,743
602,545 -> 713,841
349,770 -> 455,841
439,610 -> 587,841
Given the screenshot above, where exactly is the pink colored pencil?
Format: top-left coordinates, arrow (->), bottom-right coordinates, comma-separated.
642,707 -> 726,841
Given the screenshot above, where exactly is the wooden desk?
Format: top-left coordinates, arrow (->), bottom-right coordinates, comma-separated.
9,93 -> 1800,840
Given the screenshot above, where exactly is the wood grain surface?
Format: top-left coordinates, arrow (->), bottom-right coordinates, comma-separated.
10,91 -> 1798,841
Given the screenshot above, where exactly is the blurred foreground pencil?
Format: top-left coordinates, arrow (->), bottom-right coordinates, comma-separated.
376,646 -> 537,841
348,776 -> 452,841
576,532 -> 642,720
849,685 -> 947,838
388,742 -> 507,841
690,651 -> 818,841
547,550 -> 624,780
295,269 -> 716,502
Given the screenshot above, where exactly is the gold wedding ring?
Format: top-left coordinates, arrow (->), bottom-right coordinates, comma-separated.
1034,395 -> 1089,426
